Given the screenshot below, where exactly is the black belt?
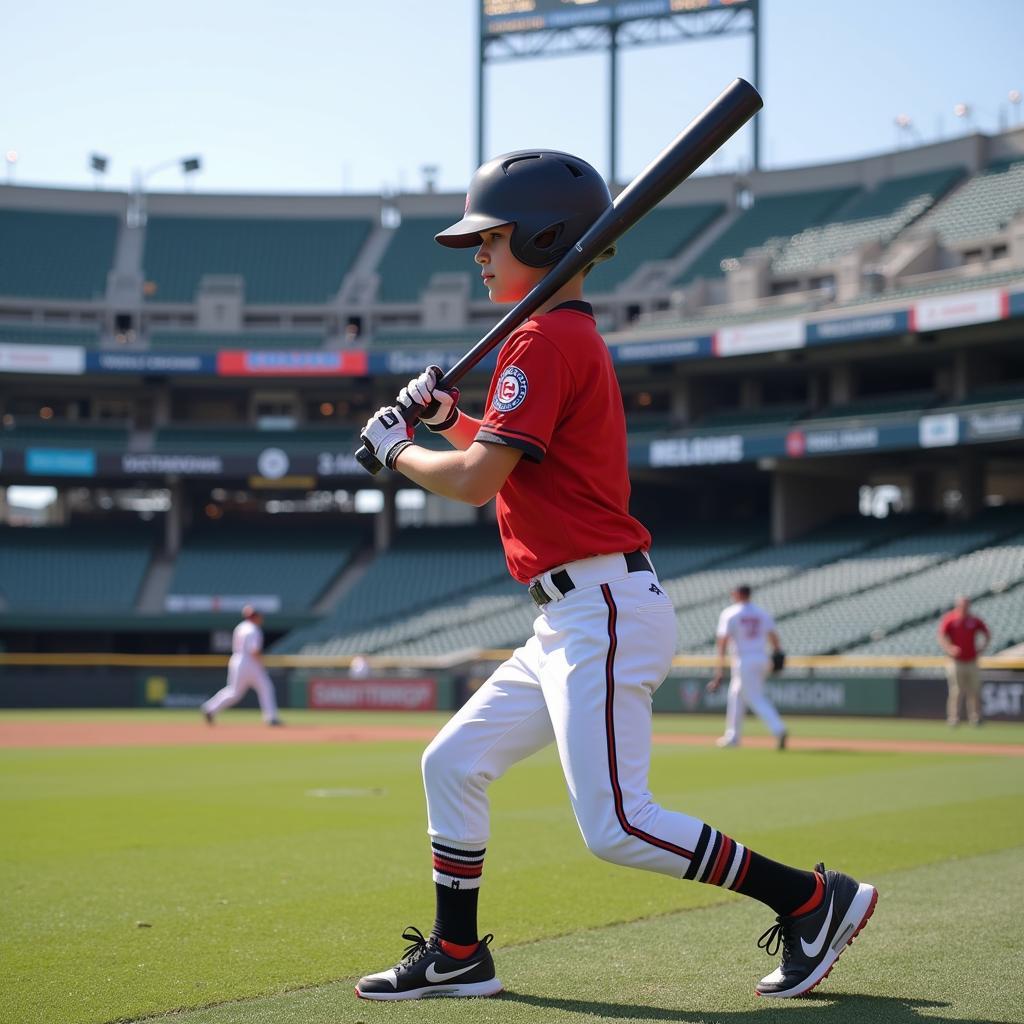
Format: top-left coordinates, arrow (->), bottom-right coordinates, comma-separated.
528,549 -> 652,607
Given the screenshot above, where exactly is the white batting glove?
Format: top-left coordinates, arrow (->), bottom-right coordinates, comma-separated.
360,406 -> 414,470
396,364 -> 460,432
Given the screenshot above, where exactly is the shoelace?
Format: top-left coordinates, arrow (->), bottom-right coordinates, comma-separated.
757,918 -> 795,960
399,926 -> 433,964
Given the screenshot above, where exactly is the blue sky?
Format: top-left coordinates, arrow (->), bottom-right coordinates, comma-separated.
2,0 -> 1022,195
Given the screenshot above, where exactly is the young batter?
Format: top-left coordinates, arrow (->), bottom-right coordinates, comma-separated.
356,150 -> 876,1001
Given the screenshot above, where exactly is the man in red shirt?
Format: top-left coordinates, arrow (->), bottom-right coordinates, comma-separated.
937,595 -> 990,726
356,149 -> 876,1002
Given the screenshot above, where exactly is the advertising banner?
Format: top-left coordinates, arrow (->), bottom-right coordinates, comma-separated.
0,343 -> 85,375
216,350 -> 369,376
714,319 -> 805,357
307,677 -> 438,711
25,448 -> 97,477
910,289 -> 1007,332
806,310 -> 908,345
655,674 -> 899,716
86,351 -> 217,374
610,335 -> 714,364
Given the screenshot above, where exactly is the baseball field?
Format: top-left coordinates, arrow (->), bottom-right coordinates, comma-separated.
2,709 -> 1022,1024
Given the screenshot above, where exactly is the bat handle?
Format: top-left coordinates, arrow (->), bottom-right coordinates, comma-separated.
355,398 -> 426,476
354,364 -> 445,475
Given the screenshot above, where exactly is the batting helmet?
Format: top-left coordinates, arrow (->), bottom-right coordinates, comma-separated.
435,150 -> 612,268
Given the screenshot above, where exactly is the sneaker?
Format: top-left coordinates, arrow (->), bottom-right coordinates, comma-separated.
755,862 -> 877,998
716,736 -> 738,748
268,719 -> 284,727
202,710 -> 214,726
777,730 -> 788,751
355,926 -> 503,1001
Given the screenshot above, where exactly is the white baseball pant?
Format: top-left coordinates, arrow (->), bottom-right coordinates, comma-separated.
202,655 -> 279,722
722,657 -> 785,744
422,555 -> 712,879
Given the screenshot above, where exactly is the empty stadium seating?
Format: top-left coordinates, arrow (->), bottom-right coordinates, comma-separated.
142,216 -> 372,303
675,186 -> 859,284
0,523 -> 155,611
276,525 -> 512,653
166,524 -> 365,612
585,203 -> 724,293
771,167 -> 963,274
0,322 -> 101,346
1,420 -> 130,451
0,208 -> 118,300
153,425 -> 351,454
148,329 -> 326,349
910,155 -> 1024,244
375,216 -> 480,303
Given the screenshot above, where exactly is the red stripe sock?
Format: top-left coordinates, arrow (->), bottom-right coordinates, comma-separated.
790,870 -> 825,918
439,939 -> 479,959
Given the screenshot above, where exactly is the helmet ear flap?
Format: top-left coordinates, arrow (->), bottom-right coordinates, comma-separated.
517,222 -> 566,267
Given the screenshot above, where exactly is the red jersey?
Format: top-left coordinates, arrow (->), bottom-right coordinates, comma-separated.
938,610 -> 990,661
476,301 -> 650,583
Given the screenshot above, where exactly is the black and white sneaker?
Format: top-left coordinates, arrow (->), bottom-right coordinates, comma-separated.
755,862 -> 877,998
355,926 -> 503,1000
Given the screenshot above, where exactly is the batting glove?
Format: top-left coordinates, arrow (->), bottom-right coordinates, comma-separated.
397,364 -> 460,432
360,406 -> 414,470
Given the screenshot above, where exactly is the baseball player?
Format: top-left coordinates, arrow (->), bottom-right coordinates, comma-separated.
200,606 -> 283,726
356,150 -> 875,1001
708,584 -> 788,750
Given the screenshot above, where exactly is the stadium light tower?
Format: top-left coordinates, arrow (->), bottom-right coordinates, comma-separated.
953,102 -> 974,133
127,155 -> 202,227
1010,90 -> 1022,126
4,149 -> 17,184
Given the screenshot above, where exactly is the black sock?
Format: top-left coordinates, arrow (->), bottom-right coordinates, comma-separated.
733,850 -> 820,917
431,882 -> 479,946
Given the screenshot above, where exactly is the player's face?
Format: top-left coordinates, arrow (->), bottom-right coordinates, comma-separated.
475,225 -> 546,303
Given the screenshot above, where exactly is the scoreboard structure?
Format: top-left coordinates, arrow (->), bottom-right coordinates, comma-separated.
477,0 -> 759,180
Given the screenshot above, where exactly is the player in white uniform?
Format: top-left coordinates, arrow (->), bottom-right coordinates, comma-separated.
708,585 -> 787,749
201,606 -> 282,726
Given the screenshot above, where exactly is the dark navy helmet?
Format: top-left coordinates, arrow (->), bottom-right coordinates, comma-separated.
435,149 -> 612,268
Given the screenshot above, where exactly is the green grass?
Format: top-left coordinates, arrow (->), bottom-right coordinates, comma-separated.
1,711 -> 1022,1024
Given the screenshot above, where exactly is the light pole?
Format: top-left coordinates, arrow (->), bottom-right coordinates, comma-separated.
1010,90 -> 1022,126
953,102 -> 974,134
127,155 -> 202,227
4,150 -> 17,184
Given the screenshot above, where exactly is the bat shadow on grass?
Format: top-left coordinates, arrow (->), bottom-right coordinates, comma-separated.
499,992 -> 989,1024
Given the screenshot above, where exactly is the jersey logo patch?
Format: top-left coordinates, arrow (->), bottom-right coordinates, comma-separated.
493,365 -> 528,412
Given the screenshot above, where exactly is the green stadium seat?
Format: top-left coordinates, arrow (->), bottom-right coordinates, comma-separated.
675,186 -> 859,285
0,322 -> 101,346
585,203 -> 724,293
0,523 -> 155,611
0,209 -> 117,300
142,216 -> 372,303
909,156 -> 1024,244
376,216 -> 478,303
772,167 -> 963,274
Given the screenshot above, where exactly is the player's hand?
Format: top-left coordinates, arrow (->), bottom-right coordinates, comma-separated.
397,365 -> 460,432
706,674 -> 722,693
360,406 -> 414,470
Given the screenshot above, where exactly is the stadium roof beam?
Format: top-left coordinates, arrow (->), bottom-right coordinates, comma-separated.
478,2 -> 760,184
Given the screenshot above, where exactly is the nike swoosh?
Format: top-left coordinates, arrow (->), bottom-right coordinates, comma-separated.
800,895 -> 835,958
425,960 -> 481,983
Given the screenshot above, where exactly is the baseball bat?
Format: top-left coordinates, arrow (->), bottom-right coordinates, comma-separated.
357,76 -> 763,474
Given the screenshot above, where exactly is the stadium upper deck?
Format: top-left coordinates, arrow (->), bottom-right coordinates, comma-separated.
1,126 -> 1022,351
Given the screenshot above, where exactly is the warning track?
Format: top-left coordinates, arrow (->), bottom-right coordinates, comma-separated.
0,719 -> 1021,755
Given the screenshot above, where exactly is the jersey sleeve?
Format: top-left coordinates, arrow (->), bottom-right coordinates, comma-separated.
716,609 -> 731,639
244,629 -> 263,655
476,327 -> 571,463
763,610 -> 778,633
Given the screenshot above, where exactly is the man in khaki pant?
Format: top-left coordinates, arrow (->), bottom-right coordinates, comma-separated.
937,596 -> 990,726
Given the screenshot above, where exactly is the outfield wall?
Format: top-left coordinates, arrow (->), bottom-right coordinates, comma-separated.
1,655 -> 1023,721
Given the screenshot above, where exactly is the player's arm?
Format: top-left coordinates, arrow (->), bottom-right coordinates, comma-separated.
975,621 -> 991,656
707,634 -> 729,692
937,620 -> 960,657
395,440 -> 521,506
